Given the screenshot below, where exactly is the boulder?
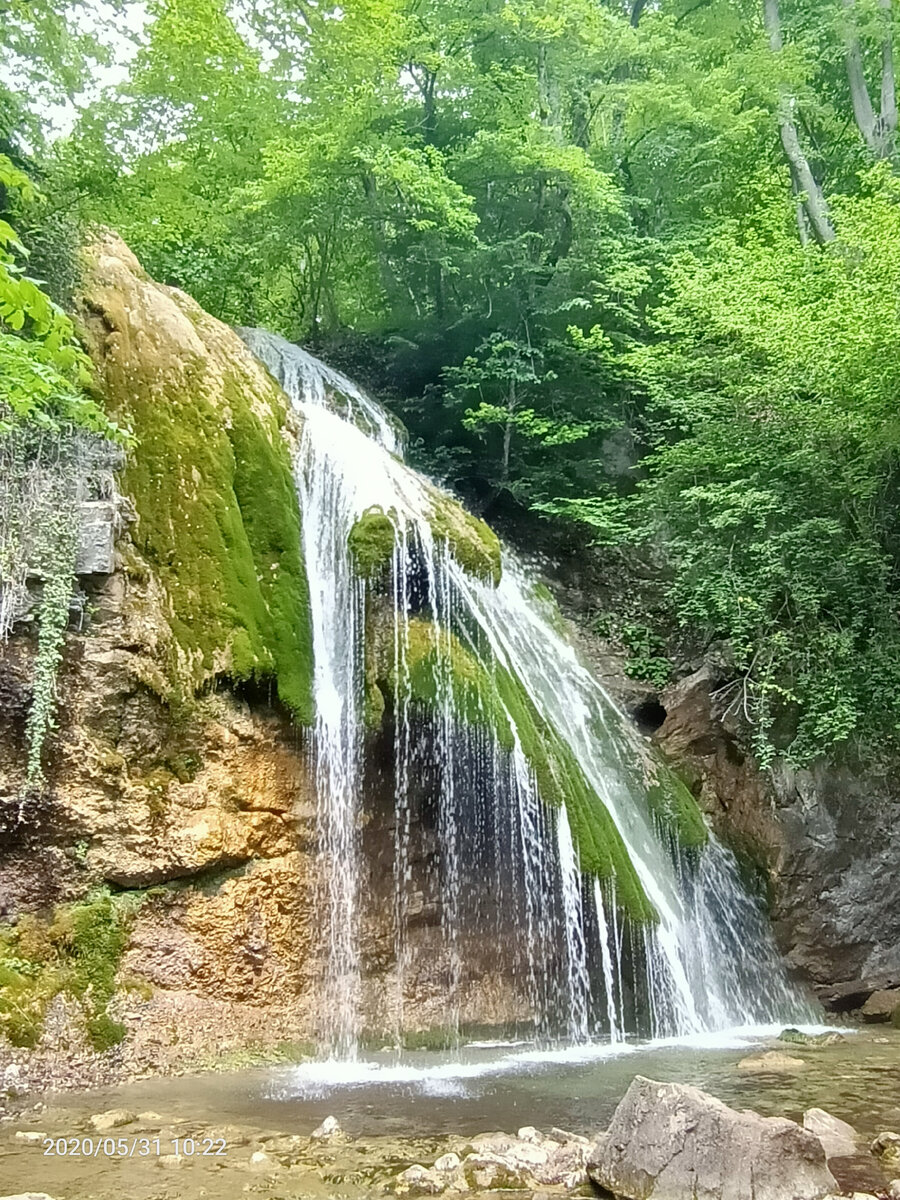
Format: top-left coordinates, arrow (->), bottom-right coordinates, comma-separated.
860,989 -> 900,1023
737,1050 -> 807,1073
588,1076 -> 837,1200
818,976 -> 899,1014
803,1108 -> 858,1159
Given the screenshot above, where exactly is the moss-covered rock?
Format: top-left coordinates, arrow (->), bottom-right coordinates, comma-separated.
0,892 -> 135,1051
646,767 -> 709,850
373,615 -> 656,922
395,618 -> 512,735
348,506 -> 397,579
78,234 -> 314,722
492,663 -> 657,923
426,485 -> 502,585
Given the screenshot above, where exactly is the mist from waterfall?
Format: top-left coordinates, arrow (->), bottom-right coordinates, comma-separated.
239,328 -> 816,1059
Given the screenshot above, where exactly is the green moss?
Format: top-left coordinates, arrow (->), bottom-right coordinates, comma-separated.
375,615 -> 656,922
348,506 -> 397,579
0,893 -> 132,1051
381,618 -> 511,736
492,664 -> 657,923
103,301 -> 314,722
645,767 -> 709,850
426,486 -> 502,585
364,678 -> 386,729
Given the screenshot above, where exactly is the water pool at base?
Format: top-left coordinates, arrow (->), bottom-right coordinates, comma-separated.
28,1025 -> 900,1139
4,1027 -> 899,1200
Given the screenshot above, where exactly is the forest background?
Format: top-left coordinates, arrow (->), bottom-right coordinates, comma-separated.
4,0 -> 900,768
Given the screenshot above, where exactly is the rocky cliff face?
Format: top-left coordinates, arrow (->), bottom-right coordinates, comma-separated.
550,546 -> 900,1016
635,664 -> 899,1008
0,236 -> 527,1094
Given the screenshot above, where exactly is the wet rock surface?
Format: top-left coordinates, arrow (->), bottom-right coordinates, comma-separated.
588,1076 -> 838,1200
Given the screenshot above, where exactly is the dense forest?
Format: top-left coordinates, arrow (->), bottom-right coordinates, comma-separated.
4,0 -> 900,768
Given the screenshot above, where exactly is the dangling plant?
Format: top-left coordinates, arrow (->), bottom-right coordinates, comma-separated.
0,155 -> 129,790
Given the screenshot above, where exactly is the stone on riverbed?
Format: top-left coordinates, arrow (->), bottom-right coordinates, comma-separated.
0,1194 -> 58,1200
311,1114 -> 342,1140
872,1131 -> 900,1165
737,1050 -> 807,1073
587,1076 -> 837,1200
89,1108 -> 136,1132
391,1126 -> 591,1194
803,1108 -> 859,1159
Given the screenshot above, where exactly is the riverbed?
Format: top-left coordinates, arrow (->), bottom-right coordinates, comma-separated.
2,1024 -> 898,1199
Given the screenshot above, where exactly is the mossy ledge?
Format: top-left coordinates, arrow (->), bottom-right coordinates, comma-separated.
348,506 -> 398,579
375,615 -> 656,922
646,766 -> 709,850
0,891 -> 137,1051
78,234 -> 314,721
426,484 -> 502,585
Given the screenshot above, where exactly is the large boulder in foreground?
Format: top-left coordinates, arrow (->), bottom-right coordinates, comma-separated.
588,1076 -> 838,1200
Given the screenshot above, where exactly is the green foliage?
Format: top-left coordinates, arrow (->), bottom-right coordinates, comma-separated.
562,176 -> 900,764
0,892 -> 132,1051
0,155 -> 125,785
15,0 -> 900,767
24,511 -> 78,785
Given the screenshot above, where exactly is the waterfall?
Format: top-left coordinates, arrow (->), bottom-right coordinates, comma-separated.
239,329 -> 815,1058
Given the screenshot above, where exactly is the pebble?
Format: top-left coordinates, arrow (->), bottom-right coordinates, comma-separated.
90,1109 -> 136,1133
13,1132 -> 44,1145
0,1194 -> 58,1200
311,1114 -> 341,1140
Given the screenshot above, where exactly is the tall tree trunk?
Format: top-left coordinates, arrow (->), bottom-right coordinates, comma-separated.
630,0 -> 648,27
882,0 -> 898,132
843,0 -> 897,158
763,0 -> 835,243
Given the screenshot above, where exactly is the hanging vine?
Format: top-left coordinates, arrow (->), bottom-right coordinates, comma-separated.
1,154 -> 129,794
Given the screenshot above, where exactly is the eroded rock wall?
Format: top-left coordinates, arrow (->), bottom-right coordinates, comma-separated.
0,235 -> 528,1092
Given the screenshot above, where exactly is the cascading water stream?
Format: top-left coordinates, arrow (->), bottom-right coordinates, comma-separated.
239,328 -> 816,1060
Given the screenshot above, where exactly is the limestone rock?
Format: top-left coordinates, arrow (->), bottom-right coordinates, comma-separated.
76,500 -> 118,575
13,1132 -> 44,1145
462,1150 -> 533,1190
90,1108 -> 136,1132
311,1115 -> 341,1141
393,1164 -> 448,1196
737,1050 -> 807,1073
861,988 -> 900,1023
433,1153 -> 461,1172
803,1108 -> 858,1159
588,1076 -> 837,1200
888,1179 -> 900,1199
0,1194 -> 58,1200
